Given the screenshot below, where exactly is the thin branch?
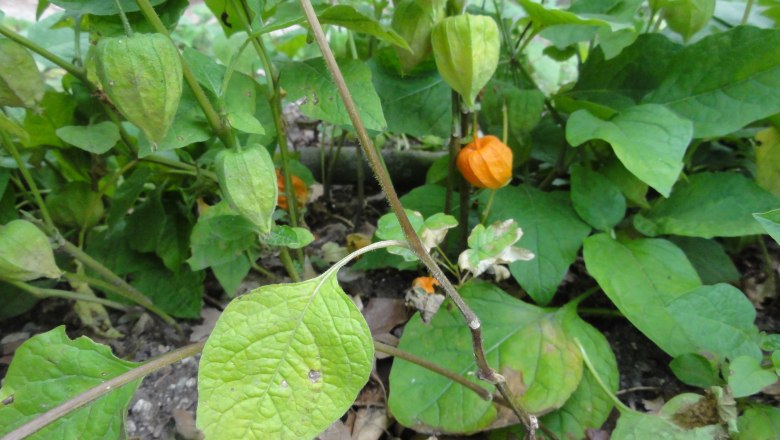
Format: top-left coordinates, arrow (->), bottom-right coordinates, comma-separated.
374,340 -> 504,405
296,0 -> 535,434
8,280 -> 131,312
1,341 -> 206,440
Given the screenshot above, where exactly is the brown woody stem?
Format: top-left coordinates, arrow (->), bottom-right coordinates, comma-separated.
296,0 -> 535,434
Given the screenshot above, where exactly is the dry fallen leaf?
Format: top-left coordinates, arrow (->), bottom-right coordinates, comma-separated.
173,409 -> 204,440
189,308 -> 221,342
352,407 -> 388,440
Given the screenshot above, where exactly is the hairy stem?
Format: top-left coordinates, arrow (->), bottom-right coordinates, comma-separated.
296,0 -> 535,433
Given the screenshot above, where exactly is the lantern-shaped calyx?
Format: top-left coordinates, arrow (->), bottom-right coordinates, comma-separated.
456,135 -> 513,189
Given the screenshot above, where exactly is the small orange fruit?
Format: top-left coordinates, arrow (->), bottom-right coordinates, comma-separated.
456,135 -> 513,189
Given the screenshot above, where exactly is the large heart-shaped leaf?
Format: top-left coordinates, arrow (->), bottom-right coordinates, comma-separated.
635,172 -> 780,238
388,281 -> 583,434
280,58 -> 386,132
484,186 -> 591,305
197,264 -> 374,438
667,284 -> 762,361
583,234 -> 702,356
540,303 -> 619,439
644,26 -> 780,138
566,104 -> 693,197
0,327 -> 141,439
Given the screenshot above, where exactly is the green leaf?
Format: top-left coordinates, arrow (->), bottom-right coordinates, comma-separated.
0,38 -> 45,108
481,80 -> 546,164
583,234 -> 702,356
212,253 -> 250,298
738,405 -> 780,440
280,58 -> 386,132
46,182 -> 105,230
389,281 -> 583,434
376,209 -> 456,261
0,327 -> 141,439
86,222 -> 155,277
669,237 -> 740,285
48,0 -> 165,15
756,127 -> 780,198
485,186 -> 591,305
226,111 -> 265,135
317,5 -> 410,50
137,86 -> 211,157
612,411 -> 713,440
0,220 -> 61,282
182,47 -> 225,95
636,172 -> 780,238
197,266 -> 373,438
55,121 -> 120,154
458,220 -> 534,278
566,104 -> 693,197
156,201 -> 193,272
644,26 -> 780,138
124,186 -> 165,254
399,184 -> 456,218
667,284 -> 761,361
563,33 -> 681,111
188,213 -> 257,271
754,209 -> 780,245
728,356 -> 777,398
107,167 -> 153,227
0,280 -> 39,320
23,90 -> 76,148
517,0 -> 626,32
570,165 -> 626,231
541,303 -> 619,439
669,353 -> 721,388
257,4 -> 409,49
131,265 -> 204,319
261,225 -> 314,249
369,59 -> 451,138
600,157 -> 649,208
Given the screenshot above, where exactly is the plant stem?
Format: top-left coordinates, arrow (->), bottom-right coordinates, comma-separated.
576,339 -> 629,412
480,189 -> 496,225
113,0 -> 134,37
0,25 -> 89,82
279,246 -> 301,282
53,234 -> 180,330
742,0 -> 755,25
297,0 -> 536,434
0,128 -> 55,230
373,340 -> 504,405
134,0 -> 235,150
445,91 -> 461,216
141,154 -> 218,182
1,341 -> 206,440
8,280 -> 131,312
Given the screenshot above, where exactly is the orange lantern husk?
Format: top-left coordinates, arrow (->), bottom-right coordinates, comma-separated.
456,135 -> 513,189
276,169 -> 309,211
412,276 -> 440,294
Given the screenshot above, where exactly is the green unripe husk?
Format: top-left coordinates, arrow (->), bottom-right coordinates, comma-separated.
0,220 -> 61,282
431,14 -> 500,108
391,0 -> 446,74
95,33 -> 183,144
216,146 -> 277,234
